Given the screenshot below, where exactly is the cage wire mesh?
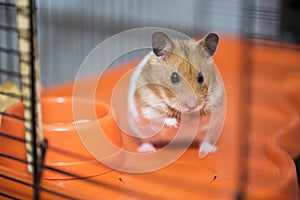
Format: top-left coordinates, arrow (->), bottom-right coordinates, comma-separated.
0,0 -> 30,198
0,0 -> 299,199
0,0 -> 22,138
0,1 -> 20,85
0,0 -> 47,199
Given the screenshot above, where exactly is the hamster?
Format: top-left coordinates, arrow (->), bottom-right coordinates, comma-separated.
128,31 -> 225,154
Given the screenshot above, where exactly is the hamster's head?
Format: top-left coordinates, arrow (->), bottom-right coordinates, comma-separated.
147,31 -> 219,115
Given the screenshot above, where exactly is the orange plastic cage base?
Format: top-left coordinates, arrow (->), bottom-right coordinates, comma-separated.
1,36 -> 299,200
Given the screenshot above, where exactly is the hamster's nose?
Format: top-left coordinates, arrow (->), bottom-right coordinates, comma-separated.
181,99 -> 198,112
186,99 -> 197,109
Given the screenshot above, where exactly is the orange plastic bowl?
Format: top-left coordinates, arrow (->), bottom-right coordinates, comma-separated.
0,97 -> 123,180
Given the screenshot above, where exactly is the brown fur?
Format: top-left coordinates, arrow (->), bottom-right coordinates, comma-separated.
133,35 -> 221,120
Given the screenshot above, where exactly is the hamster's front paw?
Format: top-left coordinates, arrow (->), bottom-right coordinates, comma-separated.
138,142 -> 156,153
199,142 -> 218,155
164,117 -> 178,128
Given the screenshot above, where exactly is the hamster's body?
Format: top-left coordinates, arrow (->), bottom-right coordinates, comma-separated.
128,32 -> 225,154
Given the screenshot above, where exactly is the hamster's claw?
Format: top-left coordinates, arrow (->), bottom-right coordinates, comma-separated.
164,117 -> 178,128
138,142 -> 156,153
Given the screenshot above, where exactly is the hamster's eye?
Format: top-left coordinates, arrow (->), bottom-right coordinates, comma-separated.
198,73 -> 204,84
170,72 -> 180,84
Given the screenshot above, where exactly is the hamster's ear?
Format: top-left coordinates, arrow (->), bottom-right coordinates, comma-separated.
151,31 -> 173,58
198,33 -> 219,57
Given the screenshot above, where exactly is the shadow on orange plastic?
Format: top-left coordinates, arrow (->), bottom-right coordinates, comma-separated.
0,97 -> 123,180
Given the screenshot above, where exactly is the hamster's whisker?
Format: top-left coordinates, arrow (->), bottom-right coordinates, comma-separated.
166,104 -> 181,120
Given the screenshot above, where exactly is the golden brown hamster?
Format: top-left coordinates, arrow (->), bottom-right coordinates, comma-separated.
128,31 -> 225,155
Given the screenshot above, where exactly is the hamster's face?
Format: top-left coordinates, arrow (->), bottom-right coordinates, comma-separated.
147,32 -> 219,114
